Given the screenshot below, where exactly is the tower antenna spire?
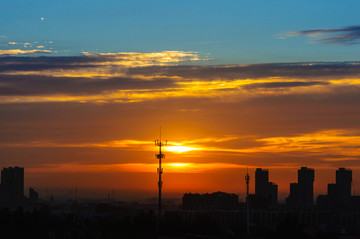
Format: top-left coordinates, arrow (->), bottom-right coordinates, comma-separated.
155,127 -> 167,233
245,168 -> 250,235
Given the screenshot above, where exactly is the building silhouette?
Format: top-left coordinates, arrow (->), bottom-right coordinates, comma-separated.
255,168 -> 269,195
249,168 -> 278,208
29,187 -> 39,203
286,167 -> 314,208
317,168 -> 353,209
335,167 -> 352,206
182,191 -> 239,210
0,166 -> 24,206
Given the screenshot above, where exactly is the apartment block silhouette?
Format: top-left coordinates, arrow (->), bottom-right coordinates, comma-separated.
317,168 -> 353,209
0,166 -> 24,206
249,168 -> 278,208
286,167 -> 315,208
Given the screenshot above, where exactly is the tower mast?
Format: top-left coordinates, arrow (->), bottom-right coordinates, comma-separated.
155,128 -> 167,232
245,169 -> 250,235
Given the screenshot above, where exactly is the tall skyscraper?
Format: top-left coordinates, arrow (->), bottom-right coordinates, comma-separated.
251,168 -> 278,208
336,168 -> 352,201
328,168 -> 352,208
317,168 -> 353,209
287,167 -> 314,208
255,168 -> 269,196
0,166 -> 24,206
298,167 -> 315,207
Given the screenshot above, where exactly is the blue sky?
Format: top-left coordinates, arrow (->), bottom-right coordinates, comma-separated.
1,0 -> 360,63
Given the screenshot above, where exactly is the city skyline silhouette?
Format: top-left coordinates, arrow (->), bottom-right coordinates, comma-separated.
1,164 -> 360,238
0,164 -> 358,204
2,1 -> 360,237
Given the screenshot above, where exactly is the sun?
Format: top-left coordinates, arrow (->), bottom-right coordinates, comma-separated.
166,163 -> 192,172
164,145 -> 197,153
168,163 -> 190,167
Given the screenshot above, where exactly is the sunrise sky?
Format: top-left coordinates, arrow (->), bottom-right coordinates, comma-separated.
1,0 -> 360,200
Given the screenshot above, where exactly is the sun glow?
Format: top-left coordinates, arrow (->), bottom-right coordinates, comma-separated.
164,145 -> 199,153
168,163 -> 191,168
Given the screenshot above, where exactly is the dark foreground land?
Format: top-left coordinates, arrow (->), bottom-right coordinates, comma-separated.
1,201 -> 360,239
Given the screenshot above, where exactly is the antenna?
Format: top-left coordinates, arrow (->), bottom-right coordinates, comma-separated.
155,127 -> 167,233
245,168 -> 250,236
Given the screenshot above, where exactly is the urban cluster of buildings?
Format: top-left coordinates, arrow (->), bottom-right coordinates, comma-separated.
183,167 -> 359,210
286,167 -> 359,210
181,167 -> 360,236
0,166 -> 38,207
183,191 -> 239,210
0,165 -> 358,211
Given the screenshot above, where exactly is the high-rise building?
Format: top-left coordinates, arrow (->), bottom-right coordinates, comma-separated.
336,167 -> 352,205
318,168 -> 352,209
287,167 -> 314,208
255,168 -> 269,196
250,168 -> 278,208
298,167 -> 315,207
0,166 -> 24,206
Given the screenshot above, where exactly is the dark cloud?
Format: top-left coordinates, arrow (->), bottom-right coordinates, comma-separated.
0,75 -> 176,96
0,55 -> 99,72
243,81 -> 329,90
3,55 -> 360,78
1,53 -> 360,101
129,62 -> 360,80
293,26 -> 360,45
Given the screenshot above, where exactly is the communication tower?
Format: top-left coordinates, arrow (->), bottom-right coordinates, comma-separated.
245,169 -> 250,235
155,129 -> 167,229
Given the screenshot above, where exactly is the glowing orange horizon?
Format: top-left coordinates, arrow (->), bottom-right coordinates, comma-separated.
2,130 -> 360,161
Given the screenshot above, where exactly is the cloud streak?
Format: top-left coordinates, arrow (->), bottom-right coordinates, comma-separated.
0,49 -> 52,55
1,51 -> 360,103
82,51 -> 210,66
287,26 -> 360,45
0,77 -> 344,104
2,130 -> 360,161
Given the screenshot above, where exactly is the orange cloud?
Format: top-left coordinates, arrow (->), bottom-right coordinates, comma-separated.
0,49 -> 52,55
257,130 -> 360,156
0,77 -> 349,104
0,51 -> 208,79
3,130 -> 359,160
82,51 -> 210,67
1,53 -> 360,104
